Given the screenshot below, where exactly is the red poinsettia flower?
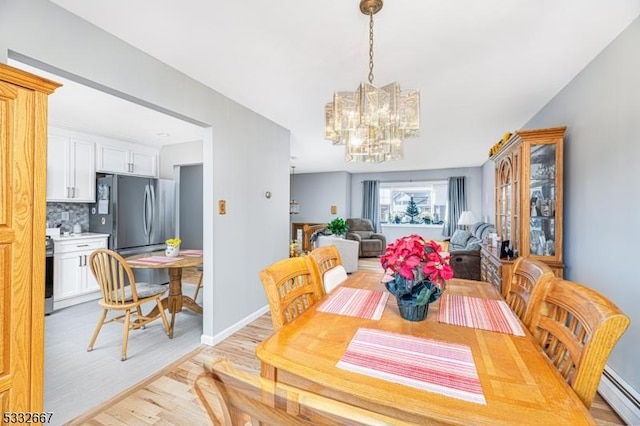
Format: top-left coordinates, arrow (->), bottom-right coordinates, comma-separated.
381,234 -> 453,290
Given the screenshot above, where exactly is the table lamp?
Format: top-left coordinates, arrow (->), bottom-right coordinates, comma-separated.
457,211 -> 477,230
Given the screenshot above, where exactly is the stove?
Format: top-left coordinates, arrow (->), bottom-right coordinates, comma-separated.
45,236 -> 54,314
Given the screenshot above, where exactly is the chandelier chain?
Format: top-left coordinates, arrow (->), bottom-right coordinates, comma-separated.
368,9 -> 375,84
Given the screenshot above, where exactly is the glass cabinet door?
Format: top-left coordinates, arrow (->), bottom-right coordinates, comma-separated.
528,143 -> 557,259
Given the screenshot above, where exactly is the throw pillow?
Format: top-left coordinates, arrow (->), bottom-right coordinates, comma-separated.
450,230 -> 472,248
466,238 -> 482,251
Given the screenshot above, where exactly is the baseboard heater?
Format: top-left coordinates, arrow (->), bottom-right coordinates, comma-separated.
599,366 -> 640,425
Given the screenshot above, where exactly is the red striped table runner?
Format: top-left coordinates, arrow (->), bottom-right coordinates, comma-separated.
438,294 -> 525,336
337,328 -> 485,405
127,256 -> 183,265
317,287 -> 389,320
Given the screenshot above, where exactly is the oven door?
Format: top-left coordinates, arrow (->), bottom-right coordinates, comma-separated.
45,252 -> 54,314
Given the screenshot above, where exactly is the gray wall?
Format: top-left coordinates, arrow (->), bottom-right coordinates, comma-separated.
179,164 -> 203,250
0,0 -> 290,338
523,16 -> 640,393
290,171 -> 352,229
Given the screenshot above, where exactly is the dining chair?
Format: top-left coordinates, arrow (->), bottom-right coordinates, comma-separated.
310,245 -> 348,292
87,249 -> 171,361
527,277 -> 630,408
503,256 -> 555,327
194,357 -> 415,426
259,256 -> 325,330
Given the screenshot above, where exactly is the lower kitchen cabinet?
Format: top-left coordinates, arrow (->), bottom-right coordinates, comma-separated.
53,235 -> 108,310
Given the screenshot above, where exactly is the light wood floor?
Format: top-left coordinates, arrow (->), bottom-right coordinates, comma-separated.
67,261 -> 627,425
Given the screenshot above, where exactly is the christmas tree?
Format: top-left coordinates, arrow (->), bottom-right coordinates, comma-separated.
405,196 -> 419,224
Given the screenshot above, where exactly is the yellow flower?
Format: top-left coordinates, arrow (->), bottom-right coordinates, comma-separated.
165,237 -> 181,247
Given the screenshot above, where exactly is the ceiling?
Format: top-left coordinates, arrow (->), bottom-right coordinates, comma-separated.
33,1 -> 640,173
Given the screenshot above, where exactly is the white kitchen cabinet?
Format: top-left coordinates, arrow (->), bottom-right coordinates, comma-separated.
53,235 -> 108,310
96,142 -> 158,177
46,133 -> 96,202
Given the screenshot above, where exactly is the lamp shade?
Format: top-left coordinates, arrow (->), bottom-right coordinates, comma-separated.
457,211 -> 477,226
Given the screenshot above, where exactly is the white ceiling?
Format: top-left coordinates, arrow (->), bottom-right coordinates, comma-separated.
37,0 -> 640,173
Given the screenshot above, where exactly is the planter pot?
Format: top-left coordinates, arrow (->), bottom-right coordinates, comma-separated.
165,245 -> 180,257
385,280 -> 443,322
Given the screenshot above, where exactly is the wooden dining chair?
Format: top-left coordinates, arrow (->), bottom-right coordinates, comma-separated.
192,265 -> 204,301
310,245 -> 348,293
527,278 -> 630,408
259,256 -> 325,330
503,256 -> 555,327
87,249 -> 171,361
194,357 -> 415,426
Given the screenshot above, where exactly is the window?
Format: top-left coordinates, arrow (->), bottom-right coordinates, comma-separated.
380,181 -> 448,225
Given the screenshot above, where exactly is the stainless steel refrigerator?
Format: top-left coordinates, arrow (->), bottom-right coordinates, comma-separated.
89,173 -> 175,284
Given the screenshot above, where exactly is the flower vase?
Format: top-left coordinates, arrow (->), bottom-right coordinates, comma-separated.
385,280 -> 443,322
165,245 -> 180,257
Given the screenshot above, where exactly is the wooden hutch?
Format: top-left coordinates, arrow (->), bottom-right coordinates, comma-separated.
481,127 -> 566,295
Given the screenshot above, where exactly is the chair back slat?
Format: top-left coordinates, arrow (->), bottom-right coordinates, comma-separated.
89,249 -> 139,306
259,256 -> 325,330
504,256 -> 554,327
310,245 -> 342,276
528,278 -> 629,408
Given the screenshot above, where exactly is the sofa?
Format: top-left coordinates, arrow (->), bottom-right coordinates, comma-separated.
345,218 -> 386,258
447,222 -> 496,280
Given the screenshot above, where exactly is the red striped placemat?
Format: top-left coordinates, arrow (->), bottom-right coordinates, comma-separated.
317,287 -> 389,320
128,256 -> 183,265
337,328 -> 485,405
437,294 -> 525,336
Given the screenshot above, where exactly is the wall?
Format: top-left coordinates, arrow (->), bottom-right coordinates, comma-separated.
480,161 -> 495,223
290,171 -> 351,233
0,0 -> 290,340
46,203 -> 89,234
159,140 -> 203,179
523,16 -> 640,397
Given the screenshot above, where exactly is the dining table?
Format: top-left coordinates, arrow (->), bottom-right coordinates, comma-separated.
126,249 -> 203,338
255,270 -> 596,425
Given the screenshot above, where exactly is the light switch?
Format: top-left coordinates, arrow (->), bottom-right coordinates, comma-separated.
330,205 -> 337,215
218,200 -> 226,215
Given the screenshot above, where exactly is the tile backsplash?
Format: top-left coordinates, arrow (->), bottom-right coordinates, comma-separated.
46,203 -> 90,233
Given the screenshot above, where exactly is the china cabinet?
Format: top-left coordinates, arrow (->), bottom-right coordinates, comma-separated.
0,63 -> 60,412
483,126 -> 565,294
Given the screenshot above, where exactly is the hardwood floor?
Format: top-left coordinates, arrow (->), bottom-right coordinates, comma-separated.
67,262 -> 627,425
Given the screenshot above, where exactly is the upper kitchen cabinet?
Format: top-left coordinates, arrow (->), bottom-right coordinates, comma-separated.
96,141 -> 158,177
47,129 -> 96,203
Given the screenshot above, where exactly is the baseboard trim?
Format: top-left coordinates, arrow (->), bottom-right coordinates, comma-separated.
200,305 -> 270,346
599,366 -> 640,425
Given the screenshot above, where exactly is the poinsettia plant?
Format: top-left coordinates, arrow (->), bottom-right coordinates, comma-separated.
380,235 -> 453,305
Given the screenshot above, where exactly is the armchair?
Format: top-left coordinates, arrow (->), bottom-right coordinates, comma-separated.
345,218 -> 386,258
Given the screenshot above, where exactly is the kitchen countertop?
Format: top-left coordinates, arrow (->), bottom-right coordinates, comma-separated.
50,232 -> 110,241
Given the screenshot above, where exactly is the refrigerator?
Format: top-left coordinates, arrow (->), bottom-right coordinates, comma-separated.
89,173 -> 175,284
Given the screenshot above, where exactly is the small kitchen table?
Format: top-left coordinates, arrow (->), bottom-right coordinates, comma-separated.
126,250 -> 202,338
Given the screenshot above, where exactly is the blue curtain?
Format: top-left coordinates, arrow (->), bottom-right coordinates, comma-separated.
443,176 -> 467,237
362,180 -> 380,232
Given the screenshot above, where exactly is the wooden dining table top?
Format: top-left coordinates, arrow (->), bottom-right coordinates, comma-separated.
125,250 -> 202,269
256,270 -> 595,425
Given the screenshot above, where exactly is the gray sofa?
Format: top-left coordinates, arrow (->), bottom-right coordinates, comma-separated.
448,222 -> 496,280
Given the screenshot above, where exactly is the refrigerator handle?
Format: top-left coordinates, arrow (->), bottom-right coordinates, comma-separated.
143,185 -> 150,236
149,184 -> 156,236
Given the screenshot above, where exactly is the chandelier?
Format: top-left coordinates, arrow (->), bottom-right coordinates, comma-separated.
324,0 -> 420,163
